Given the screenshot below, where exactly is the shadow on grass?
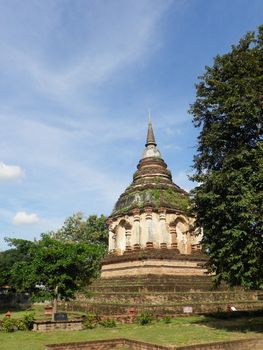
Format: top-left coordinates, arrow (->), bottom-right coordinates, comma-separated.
194,310 -> 263,334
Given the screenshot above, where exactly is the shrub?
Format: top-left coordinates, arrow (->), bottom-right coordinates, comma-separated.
1,317 -> 15,332
100,318 -> 116,328
0,312 -> 35,332
84,313 -> 97,329
23,312 -> 35,330
136,311 -> 153,325
14,319 -> 27,331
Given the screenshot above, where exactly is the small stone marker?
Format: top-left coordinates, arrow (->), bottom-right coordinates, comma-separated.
54,312 -> 68,321
183,306 -> 193,314
129,307 -> 135,321
44,305 -> 53,316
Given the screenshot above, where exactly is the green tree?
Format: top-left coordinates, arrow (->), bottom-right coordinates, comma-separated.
53,212 -> 108,246
190,26 -> 263,289
10,235 -> 104,319
0,239 -> 34,287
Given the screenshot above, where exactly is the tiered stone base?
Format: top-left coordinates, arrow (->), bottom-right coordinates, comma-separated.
101,250 -> 208,278
60,250 -> 263,320
101,258 -> 207,278
61,273 -> 263,321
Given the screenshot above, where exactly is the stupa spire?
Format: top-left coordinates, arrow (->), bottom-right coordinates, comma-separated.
145,111 -> 157,147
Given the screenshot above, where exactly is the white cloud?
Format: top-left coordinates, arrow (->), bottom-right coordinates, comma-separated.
13,211 -> 39,225
0,1 -> 173,101
0,162 -> 24,181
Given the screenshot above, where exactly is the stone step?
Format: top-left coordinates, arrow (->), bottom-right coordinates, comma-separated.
79,291 -> 259,304
93,275 -> 213,284
88,284 -> 225,293
91,281 -> 224,291
87,275 -> 244,293
71,275 -> 261,320
62,300 -> 263,317
92,280 -> 214,287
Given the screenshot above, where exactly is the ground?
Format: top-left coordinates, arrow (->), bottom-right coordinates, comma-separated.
0,305 -> 263,350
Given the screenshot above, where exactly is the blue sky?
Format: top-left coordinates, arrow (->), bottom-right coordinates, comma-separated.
0,0 -> 262,250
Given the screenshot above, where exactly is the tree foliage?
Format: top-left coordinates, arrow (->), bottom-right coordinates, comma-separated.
10,235 -> 104,303
190,26 -> 263,288
52,212 -> 108,246
0,212 -> 108,302
0,239 -> 34,287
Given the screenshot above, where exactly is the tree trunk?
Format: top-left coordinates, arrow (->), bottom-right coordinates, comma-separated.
52,296 -> 58,321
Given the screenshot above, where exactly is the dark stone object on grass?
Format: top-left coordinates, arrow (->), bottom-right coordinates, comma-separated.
54,312 -> 68,321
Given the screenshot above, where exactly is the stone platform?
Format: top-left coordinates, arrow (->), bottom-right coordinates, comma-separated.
101,250 -> 208,278
62,272 -> 263,320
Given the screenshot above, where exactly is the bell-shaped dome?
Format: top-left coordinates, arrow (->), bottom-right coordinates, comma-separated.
111,119 -> 189,216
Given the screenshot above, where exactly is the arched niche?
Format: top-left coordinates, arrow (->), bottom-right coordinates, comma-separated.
170,216 -> 190,254
115,219 -> 132,254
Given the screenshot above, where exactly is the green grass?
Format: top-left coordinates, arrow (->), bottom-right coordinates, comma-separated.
1,304 -> 85,321
0,307 -> 263,350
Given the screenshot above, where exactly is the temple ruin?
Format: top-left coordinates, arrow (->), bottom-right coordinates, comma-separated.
101,118 -> 205,277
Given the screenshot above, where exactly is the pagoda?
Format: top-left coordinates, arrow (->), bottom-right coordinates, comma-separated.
65,119 -> 263,319
101,118 -> 205,278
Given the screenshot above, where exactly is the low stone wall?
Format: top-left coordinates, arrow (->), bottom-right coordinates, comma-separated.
33,320 -> 83,332
177,338 -> 263,349
45,339 -> 125,350
45,338 -> 171,350
45,338 -> 263,350
62,299 -> 263,319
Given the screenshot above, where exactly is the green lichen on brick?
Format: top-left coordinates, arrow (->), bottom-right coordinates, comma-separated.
162,188 -> 189,212
149,188 -> 161,206
112,186 -> 189,216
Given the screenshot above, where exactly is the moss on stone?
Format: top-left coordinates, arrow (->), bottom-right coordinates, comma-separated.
112,186 -> 189,216
162,189 -> 189,212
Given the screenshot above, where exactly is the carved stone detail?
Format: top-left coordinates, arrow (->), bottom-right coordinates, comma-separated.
169,223 -> 177,249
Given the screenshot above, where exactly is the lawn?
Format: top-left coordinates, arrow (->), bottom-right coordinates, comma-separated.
0,304 -> 84,320
0,306 -> 263,350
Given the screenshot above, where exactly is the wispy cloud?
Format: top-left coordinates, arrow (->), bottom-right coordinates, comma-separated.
0,113 -> 129,213
0,0 -> 172,102
0,0 -> 192,250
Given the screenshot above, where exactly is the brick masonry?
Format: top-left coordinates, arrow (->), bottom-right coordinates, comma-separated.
67,274 -> 263,319
33,320 -> 83,332
45,337 -> 263,350
101,259 -> 207,278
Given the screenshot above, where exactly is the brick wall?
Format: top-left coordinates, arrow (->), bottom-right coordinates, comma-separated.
45,339 -> 126,350
45,337 -> 263,350
33,320 -> 83,332
177,338 -> 263,349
